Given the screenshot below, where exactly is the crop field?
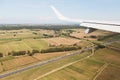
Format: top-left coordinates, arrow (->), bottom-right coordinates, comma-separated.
70,29 -> 114,40
2,56 -> 38,71
0,64 -> 3,72
0,29 -> 119,80
38,48 -> 120,80
91,48 -> 120,65
1,48 -> 118,80
39,59 -> 104,80
43,37 -> 80,46
0,39 -> 48,55
0,52 -> 91,80
108,41 -> 120,48
0,51 -> 71,72
96,65 -> 120,80
75,40 -> 92,47
38,29 -> 55,35
0,29 -> 41,39
33,51 -> 71,61
0,29 -> 49,55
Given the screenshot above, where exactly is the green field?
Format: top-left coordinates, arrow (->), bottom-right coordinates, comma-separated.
96,65 -> 120,80
0,39 -> 48,55
0,29 -> 119,80
0,29 -> 50,55
0,51 -> 91,80
38,48 -> 120,80
0,48 -> 120,80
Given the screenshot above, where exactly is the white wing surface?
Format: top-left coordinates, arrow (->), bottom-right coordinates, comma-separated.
51,5 -> 120,33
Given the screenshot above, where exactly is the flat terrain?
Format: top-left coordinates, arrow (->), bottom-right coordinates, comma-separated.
43,37 -> 80,46
38,48 -> 120,80
0,51 -> 71,72
70,29 -> 115,40
96,65 -> 120,80
0,48 -> 120,80
0,29 -> 119,80
2,56 -> 38,71
0,29 -> 49,55
0,39 -> 48,55
33,52 -> 71,61
0,51 -> 91,80
0,29 -> 41,39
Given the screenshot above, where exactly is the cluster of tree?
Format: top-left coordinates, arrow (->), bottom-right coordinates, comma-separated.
69,35 -> 81,39
43,34 -> 54,38
8,49 -> 40,56
93,42 -> 106,50
41,46 -> 81,53
32,32 -> 38,35
89,35 -> 97,38
0,53 -> 3,57
0,24 -> 82,30
97,33 -> 119,41
66,30 -> 75,33
8,51 -> 27,56
61,33 -> 70,37
84,35 -> 97,39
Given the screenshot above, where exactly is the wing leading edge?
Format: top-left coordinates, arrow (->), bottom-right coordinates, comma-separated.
51,5 -> 120,33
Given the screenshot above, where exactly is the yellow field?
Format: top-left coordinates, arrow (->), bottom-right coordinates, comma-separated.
39,59 -> 103,80
0,29 -> 119,80
39,29 -> 55,35
38,48 -> 120,80
0,52 -> 91,80
2,56 -> 38,71
0,39 -> 48,55
96,65 -> 120,80
0,51 -> 72,72
0,29 -> 39,39
33,51 -> 72,61
70,29 -> 114,40
0,47 -> 120,80
43,37 -> 80,46
0,64 -> 3,72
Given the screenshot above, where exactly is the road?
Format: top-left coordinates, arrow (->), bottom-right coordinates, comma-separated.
0,47 -> 94,79
34,48 -> 95,80
0,40 -> 119,79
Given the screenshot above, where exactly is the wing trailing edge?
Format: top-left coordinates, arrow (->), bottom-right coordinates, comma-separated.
51,6 -> 120,33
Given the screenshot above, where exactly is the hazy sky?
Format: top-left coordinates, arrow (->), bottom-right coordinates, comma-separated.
0,0 -> 120,24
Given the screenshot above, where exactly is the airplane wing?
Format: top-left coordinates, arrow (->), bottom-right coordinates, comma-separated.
51,5 -> 120,33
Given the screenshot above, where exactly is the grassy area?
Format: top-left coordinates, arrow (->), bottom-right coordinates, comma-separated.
91,48 -> 120,65
101,34 -> 120,42
0,56 -> 14,62
39,59 -> 103,80
0,29 -> 119,80
0,47 -> 119,80
0,29 -> 49,55
0,52 -> 91,80
96,65 -> 120,80
0,51 -> 71,73
0,39 -> 48,55
109,42 -> 120,48
23,39 -> 48,50
0,29 -> 41,39
38,48 -> 120,80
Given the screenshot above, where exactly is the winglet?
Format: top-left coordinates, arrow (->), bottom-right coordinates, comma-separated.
50,5 -> 69,21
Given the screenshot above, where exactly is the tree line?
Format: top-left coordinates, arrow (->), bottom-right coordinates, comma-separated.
0,45 -> 82,58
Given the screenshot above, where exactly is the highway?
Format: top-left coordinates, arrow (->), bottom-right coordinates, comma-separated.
0,47 -> 94,79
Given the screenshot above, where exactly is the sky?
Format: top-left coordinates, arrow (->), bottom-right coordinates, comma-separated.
0,0 -> 120,24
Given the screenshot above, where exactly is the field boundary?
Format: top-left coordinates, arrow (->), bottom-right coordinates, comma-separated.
93,63 -> 108,80
33,49 -> 95,80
